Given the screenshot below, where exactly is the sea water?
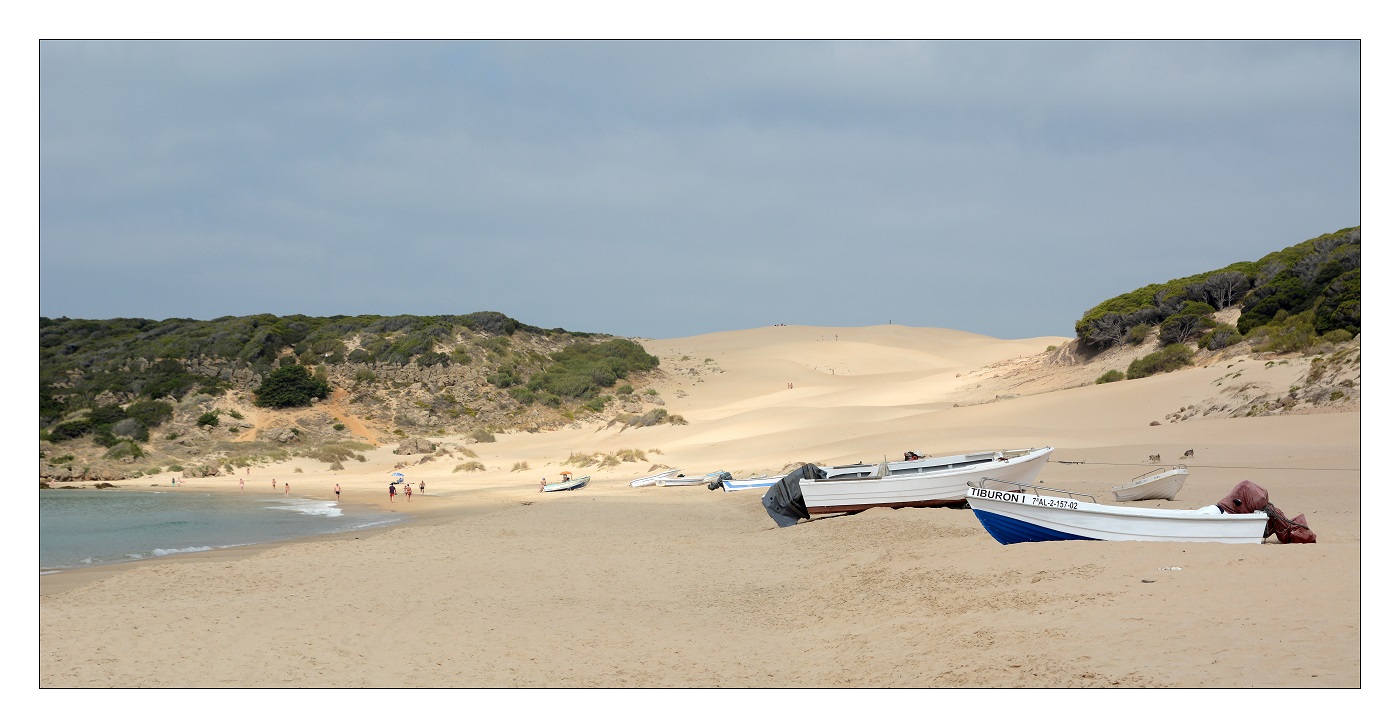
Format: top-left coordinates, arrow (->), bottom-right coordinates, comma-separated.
40,489 -> 408,574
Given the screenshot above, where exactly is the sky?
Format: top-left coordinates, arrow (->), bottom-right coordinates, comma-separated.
38,39 -> 1361,341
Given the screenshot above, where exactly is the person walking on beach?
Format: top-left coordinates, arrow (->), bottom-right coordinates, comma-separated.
239,478 -> 244,491
405,483 -> 412,501
389,484 -> 396,502
335,483 -> 341,501
540,477 -> 546,492
284,482 -> 290,495
419,480 -> 425,496
273,478 -> 277,491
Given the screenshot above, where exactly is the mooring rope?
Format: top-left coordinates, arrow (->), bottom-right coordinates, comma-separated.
1052,460 -> 1358,472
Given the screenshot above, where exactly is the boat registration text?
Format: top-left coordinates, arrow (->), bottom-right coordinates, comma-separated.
967,487 -> 1080,510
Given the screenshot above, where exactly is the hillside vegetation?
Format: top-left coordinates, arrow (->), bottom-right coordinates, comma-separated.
1075,226 -> 1360,361
39,312 -> 666,481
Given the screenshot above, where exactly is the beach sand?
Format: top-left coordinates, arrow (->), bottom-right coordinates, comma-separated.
38,325 -> 1363,689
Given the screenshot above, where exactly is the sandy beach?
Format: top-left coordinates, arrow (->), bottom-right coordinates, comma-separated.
38,325 -> 1363,688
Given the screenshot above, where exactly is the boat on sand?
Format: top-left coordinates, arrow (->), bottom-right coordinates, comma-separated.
762,446 -> 1054,526
543,475 -> 590,492
1112,466 -> 1189,502
966,478 -> 1269,544
630,469 -> 680,488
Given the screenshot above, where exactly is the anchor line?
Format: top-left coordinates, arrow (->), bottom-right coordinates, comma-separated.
1052,460 -> 1358,472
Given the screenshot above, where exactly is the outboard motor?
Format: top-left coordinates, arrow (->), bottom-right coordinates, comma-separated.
1216,480 -> 1316,544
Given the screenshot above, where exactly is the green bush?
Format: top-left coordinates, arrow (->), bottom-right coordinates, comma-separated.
1126,344 -> 1194,379
49,419 -> 93,442
417,351 -> 451,367
254,364 -> 332,408
112,417 -> 150,442
197,411 -> 220,428
1096,370 -> 1126,384
616,383 -> 634,396
104,440 -> 144,460
1204,329 -> 1244,351
125,399 -> 174,428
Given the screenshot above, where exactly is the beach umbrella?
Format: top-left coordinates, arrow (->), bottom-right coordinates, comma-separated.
391,472 -> 404,477
559,471 -> 572,475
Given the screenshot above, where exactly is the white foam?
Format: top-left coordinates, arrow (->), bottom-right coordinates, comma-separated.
151,545 -> 214,557
266,498 -> 343,518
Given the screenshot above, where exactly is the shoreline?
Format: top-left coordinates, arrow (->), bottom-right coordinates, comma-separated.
38,482 -> 505,596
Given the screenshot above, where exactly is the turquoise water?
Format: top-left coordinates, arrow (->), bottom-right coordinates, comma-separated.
40,489 -> 408,573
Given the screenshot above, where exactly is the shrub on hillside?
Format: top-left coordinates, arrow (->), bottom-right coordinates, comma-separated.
1126,344 -> 1194,379
454,461 -> 486,473
123,399 -> 174,428
103,440 -> 144,460
48,419 -> 93,442
1096,370 -> 1125,384
111,417 -> 150,442
1204,329 -> 1244,351
254,364 -> 332,408
197,411 -> 220,428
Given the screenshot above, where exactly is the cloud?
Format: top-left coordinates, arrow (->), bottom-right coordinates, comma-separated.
40,40 -> 1360,339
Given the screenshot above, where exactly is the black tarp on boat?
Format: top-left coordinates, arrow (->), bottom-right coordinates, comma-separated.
762,463 -> 824,527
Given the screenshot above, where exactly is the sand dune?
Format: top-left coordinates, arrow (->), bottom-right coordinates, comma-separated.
39,325 -> 1362,688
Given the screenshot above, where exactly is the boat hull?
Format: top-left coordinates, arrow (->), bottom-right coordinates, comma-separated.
1112,467 -> 1188,502
543,475 -> 590,492
630,469 -> 680,488
721,478 -> 779,492
966,486 -> 1267,545
799,447 -> 1054,514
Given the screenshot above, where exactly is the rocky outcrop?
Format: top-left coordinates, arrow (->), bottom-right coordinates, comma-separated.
394,438 -> 437,455
263,427 -> 301,444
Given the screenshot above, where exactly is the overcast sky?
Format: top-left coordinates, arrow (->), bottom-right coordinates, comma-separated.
38,40 -> 1360,340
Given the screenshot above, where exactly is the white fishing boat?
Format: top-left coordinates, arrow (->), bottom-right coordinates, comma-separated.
1112,466 -> 1189,502
965,479 -> 1268,545
798,446 -> 1054,514
721,476 -> 780,492
629,469 -> 681,488
820,447 -> 1046,480
543,474 -> 590,492
763,447 -> 1055,525
656,470 -> 727,487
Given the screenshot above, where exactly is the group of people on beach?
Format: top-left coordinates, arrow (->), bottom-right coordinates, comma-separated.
388,480 -> 426,502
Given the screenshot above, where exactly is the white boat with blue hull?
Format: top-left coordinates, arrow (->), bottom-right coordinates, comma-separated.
965,478 -> 1268,545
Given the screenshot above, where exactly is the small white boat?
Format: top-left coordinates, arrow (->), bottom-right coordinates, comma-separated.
799,446 -> 1054,514
630,469 -> 681,488
721,476 -> 779,492
542,475 -> 590,493
656,470 -> 727,487
1112,466 -> 1189,502
965,479 -> 1268,545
